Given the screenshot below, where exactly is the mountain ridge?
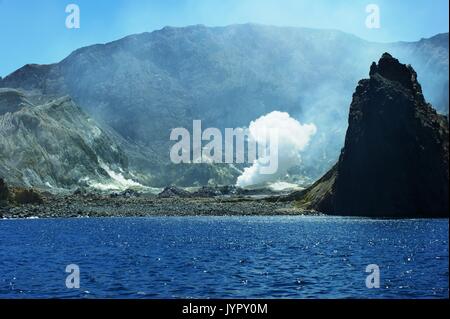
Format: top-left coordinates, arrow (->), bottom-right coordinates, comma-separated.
0,89 -> 142,190
1,24 -> 448,188
2,24 -> 448,78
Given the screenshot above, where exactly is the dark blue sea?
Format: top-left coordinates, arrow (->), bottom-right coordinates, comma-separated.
0,217 -> 448,299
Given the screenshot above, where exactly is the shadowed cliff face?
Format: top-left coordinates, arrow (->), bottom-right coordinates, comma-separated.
0,178 -> 8,202
296,53 -> 449,217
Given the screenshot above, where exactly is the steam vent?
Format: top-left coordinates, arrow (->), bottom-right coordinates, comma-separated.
295,53 -> 449,217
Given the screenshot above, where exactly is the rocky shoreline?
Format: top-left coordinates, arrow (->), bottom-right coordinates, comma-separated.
0,185 -> 319,219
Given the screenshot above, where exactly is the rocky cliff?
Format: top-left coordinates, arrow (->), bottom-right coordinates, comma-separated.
295,53 -> 449,217
0,89 -> 141,190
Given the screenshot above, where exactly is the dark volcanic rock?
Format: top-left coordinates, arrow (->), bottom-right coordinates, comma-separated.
296,53 -> 449,217
0,177 -> 9,202
13,188 -> 44,205
192,186 -> 222,197
120,189 -> 141,198
190,185 -> 277,197
158,186 -> 192,198
73,187 -> 88,196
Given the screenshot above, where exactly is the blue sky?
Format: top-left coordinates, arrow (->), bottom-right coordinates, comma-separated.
0,0 -> 448,77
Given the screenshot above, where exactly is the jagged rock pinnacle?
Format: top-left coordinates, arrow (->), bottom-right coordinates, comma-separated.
369,52 -> 423,96
295,53 -> 449,217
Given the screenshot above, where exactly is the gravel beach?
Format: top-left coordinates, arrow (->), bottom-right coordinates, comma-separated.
0,191 -> 319,219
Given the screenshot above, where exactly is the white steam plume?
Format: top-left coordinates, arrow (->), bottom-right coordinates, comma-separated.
236,111 -> 316,188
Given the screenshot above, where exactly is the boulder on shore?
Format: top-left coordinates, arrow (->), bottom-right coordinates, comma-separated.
12,188 -> 44,205
158,186 -> 192,198
0,178 -> 9,203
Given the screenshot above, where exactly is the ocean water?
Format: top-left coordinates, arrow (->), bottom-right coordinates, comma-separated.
0,216 -> 448,299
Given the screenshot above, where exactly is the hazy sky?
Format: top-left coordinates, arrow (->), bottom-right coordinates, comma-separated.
0,0 -> 448,77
